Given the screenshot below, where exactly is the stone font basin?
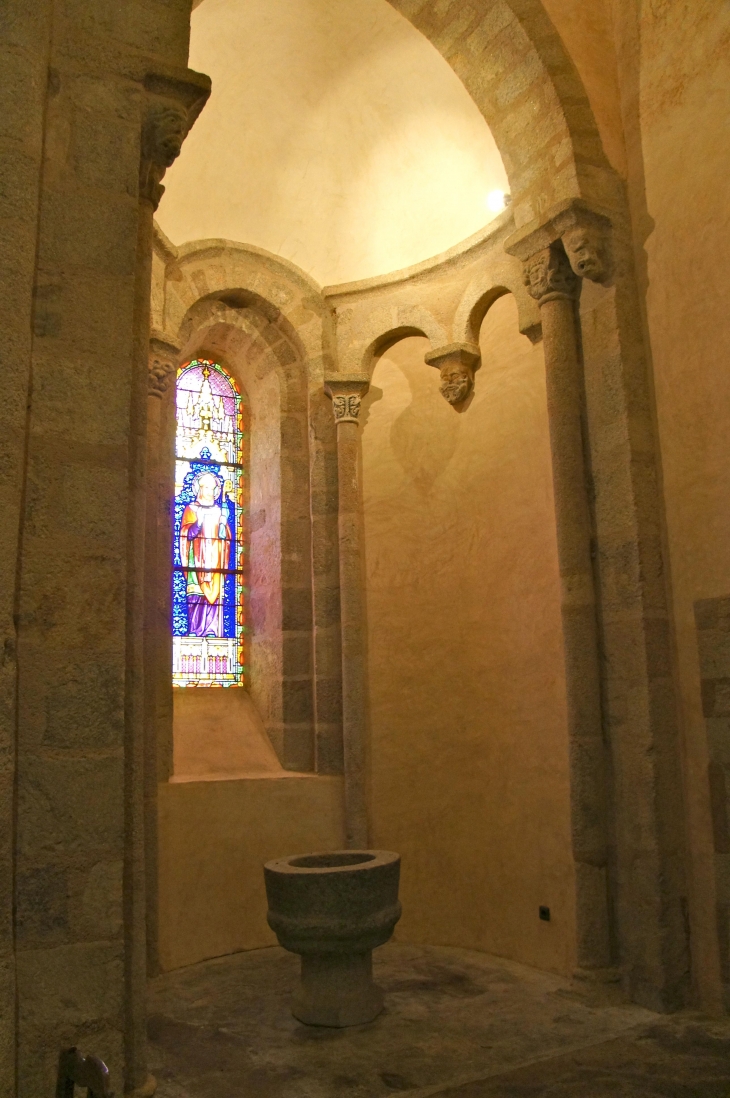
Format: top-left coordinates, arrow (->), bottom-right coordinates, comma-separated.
264,849 -> 401,1026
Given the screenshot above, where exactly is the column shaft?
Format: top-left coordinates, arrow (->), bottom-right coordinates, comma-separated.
143,390 -> 161,979
327,382 -> 370,849
124,197 -> 153,1096
144,342 -> 177,979
335,418 -> 369,848
539,280 -> 611,972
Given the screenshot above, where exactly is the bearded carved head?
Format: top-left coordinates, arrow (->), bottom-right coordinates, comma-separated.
562,225 -> 612,283
148,337 -> 180,397
140,103 -> 188,208
425,343 -> 480,408
439,362 -> 473,406
144,104 -> 187,168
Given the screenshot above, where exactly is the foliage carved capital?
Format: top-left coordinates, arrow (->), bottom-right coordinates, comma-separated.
325,378 -> 370,425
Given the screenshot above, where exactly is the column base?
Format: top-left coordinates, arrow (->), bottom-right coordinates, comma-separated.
293,950 -> 383,1027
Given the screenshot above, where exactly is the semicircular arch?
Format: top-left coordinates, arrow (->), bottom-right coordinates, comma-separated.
388,0 -> 618,226
333,303 -> 447,379
163,239 -> 331,376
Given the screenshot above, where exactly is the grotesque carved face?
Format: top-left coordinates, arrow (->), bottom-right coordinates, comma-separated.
149,354 -> 172,395
439,363 -> 472,406
562,226 -> 610,283
150,105 -> 187,167
522,246 -> 580,301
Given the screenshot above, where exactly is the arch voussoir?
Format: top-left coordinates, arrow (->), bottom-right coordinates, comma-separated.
388,0 -> 618,221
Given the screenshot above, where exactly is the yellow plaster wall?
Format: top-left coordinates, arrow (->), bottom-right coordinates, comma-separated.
157,0 -> 508,285
172,689 -> 284,779
157,775 -> 345,970
611,1 -> 730,1011
361,296 -> 576,975
541,0 -> 627,178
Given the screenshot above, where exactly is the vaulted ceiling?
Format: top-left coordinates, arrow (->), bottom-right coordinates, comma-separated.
156,0 -> 508,286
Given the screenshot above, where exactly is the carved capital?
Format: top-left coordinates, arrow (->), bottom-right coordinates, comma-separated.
522,244 -> 580,304
148,335 -> 180,397
139,70 -> 211,209
325,378 -> 369,425
424,342 -> 480,406
505,198 -> 614,286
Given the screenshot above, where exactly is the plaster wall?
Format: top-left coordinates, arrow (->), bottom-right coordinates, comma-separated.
540,0 -> 627,177
157,775 -> 344,970
156,0 -> 508,285
172,689 -> 283,778
610,0 -> 730,1011
362,296 -> 576,975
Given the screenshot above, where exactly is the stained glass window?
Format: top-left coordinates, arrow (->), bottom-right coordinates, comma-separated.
172,360 -> 246,687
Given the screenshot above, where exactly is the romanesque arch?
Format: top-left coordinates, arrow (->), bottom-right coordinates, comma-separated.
321,3 -> 689,1012
160,0 -> 689,1016
388,0 -> 618,226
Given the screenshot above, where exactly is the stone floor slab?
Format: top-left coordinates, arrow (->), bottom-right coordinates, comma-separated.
147,944 -> 730,1098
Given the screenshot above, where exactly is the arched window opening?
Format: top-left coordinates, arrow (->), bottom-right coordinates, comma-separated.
172,359 -> 246,687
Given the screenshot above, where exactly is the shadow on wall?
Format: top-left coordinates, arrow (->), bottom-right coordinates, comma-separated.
378,337 -> 461,495
361,297 -> 576,977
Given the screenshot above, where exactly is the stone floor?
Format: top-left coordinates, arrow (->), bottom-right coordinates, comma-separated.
148,943 -> 730,1098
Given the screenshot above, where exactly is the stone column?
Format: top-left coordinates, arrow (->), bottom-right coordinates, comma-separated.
519,238 -> 612,975
144,336 -> 178,979
325,379 -> 370,849
508,201 -> 691,1009
125,74 -> 209,1096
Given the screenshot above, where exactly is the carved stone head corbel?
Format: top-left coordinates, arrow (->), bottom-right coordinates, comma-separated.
148,334 -> 180,398
562,223 -> 613,284
424,343 -> 481,407
505,199 -> 614,293
139,70 -> 211,209
140,102 -> 188,209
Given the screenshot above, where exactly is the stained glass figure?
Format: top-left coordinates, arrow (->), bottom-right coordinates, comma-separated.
172,360 -> 246,686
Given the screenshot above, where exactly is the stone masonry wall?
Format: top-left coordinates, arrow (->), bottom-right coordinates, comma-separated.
0,1 -> 54,1091
694,597 -> 730,1011
3,0 -> 199,1094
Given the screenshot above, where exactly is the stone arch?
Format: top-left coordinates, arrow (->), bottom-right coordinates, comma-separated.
365,326 -> 430,376
165,238 -> 333,380
175,320 -> 315,778
177,292 -> 309,412
453,265 -> 540,347
153,242 -> 341,778
388,0 -> 618,227
333,303 -> 446,379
